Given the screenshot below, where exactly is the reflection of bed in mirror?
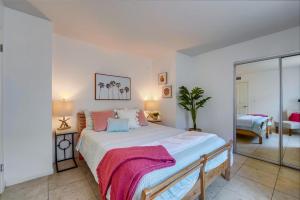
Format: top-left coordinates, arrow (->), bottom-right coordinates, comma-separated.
236,114 -> 272,144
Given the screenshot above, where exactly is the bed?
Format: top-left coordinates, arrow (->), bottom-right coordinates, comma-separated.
236,114 -> 272,144
76,112 -> 232,200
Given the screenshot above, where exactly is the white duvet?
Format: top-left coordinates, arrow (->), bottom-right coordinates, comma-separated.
76,123 -> 232,200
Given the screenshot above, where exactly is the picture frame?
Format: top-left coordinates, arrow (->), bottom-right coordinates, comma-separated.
158,72 -> 167,85
162,85 -> 172,98
95,73 -> 131,100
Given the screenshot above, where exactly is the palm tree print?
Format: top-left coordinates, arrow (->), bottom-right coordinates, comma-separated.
110,81 -> 116,98
106,83 -> 111,99
98,82 -> 104,99
124,86 -> 129,99
116,82 -> 121,99
119,88 -> 124,99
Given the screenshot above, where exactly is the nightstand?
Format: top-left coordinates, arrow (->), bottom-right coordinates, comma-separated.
55,129 -> 78,172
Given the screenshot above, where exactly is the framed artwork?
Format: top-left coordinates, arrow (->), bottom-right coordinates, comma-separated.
95,73 -> 131,100
158,72 -> 167,85
162,85 -> 172,98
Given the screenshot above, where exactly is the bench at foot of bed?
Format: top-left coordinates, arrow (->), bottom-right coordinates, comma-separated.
142,141 -> 232,200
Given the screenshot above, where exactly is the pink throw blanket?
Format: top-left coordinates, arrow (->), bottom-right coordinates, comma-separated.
289,112 -> 300,122
97,145 -> 176,200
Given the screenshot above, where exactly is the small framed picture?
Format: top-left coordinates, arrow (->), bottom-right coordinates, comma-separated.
162,85 -> 172,98
158,72 -> 167,85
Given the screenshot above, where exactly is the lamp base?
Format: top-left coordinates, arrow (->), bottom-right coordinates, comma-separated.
57,126 -> 71,131
57,116 -> 71,130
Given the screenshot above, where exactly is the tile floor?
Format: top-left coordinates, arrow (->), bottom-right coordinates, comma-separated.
237,131 -> 300,168
0,154 -> 299,200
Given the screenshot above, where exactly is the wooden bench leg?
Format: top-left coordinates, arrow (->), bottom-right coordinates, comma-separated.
259,136 -> 262,144
275,126 -> 279,133
289,129 -> 292,136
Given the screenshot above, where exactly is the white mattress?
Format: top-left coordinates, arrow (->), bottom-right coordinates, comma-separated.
76,123 -> 231,200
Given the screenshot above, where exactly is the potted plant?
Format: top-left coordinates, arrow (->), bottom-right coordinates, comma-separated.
178,86 -> 211,131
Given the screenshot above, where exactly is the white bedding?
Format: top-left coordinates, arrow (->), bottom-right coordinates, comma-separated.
237,114 -> 267,128
76,123 -> 232,200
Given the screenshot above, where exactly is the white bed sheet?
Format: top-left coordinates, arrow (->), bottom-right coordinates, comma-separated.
76,123 -> 232,200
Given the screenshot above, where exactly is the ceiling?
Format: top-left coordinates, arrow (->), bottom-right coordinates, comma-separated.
5,0 -> 300,59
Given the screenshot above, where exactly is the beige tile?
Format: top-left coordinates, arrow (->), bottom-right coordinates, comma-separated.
1,177 -> 48,200
275,167 -> 300,199
49,180 -> 96,200
86,171 -> 99,199
252,147 -> 280,163
214,188 -> 252,200
230,154 -> 247,178
243,158 -> 280,175
272,190 -> 299,200
49,167 -> 87,191
237,165 -> 277,188
234,154 -> 248,164
205,176 -> 228,199
224,175 -> 273,200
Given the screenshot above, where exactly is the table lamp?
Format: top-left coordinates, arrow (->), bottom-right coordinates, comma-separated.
53,99 -> 74,130
144,100 -> 160,120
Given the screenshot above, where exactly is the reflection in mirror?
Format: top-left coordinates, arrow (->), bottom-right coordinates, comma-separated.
235,58 -> 280,163
281,55 -> 300,168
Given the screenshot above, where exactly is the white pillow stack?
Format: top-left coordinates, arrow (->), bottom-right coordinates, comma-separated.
116,108 -> 140,129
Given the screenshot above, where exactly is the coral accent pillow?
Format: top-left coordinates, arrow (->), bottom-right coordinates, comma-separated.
138,110 -> 148,126
92,111 -> 115,132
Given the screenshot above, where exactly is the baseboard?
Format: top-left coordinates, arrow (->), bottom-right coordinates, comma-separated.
5,167 -> 54,187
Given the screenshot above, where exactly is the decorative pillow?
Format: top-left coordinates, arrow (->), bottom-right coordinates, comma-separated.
138,110 -> 148,126
107,118 -> 129,132
92,110 -> 115,132
116,109 -> 140,129
84,110 -> 93,130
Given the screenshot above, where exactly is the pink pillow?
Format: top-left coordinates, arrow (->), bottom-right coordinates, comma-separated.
138,110 -> 148,126
92,111 -> 115,131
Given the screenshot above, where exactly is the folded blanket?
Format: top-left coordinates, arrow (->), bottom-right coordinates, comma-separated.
97,145 -> 176,200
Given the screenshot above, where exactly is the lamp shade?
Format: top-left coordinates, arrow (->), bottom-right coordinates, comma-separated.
53,99 -> 74,117
144,100 -> 160,111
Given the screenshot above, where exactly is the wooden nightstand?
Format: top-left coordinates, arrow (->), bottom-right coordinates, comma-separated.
55,129 -> 78,172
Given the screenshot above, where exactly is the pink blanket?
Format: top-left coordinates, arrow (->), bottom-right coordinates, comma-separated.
97,145 -> 176,200
289,112 -> 300,122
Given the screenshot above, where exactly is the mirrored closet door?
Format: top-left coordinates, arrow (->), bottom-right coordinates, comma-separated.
281,55 -> 300,169
235,58 -> 280,164
234,53 -> 300,169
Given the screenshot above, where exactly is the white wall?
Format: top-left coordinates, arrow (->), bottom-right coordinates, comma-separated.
239,69 -> 280,121
282,64 -> 300,116
190,27 -> 300,141
175,53 -> 197,129
151,52 -> 177,127
3,8 -> 53,186
52,35 -> 153,129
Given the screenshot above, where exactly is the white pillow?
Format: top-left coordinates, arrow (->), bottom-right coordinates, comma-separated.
84,110 -> 93,130
116,109 -> 140,129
